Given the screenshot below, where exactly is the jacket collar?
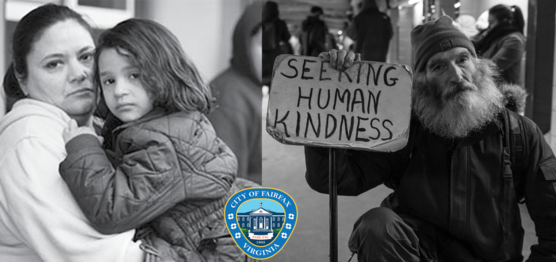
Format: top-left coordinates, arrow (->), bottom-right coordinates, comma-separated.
112,107 -> 168,133
450,111 -> 504,150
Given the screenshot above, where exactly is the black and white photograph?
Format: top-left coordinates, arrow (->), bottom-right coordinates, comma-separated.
0,0 -> 555,261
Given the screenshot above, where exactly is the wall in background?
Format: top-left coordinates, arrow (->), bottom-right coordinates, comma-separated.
136,0 -> 251,82
0,0 -> 255,118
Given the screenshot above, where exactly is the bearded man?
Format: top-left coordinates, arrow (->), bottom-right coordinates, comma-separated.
304,16 -> 556,261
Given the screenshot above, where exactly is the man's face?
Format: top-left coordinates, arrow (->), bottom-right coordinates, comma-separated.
425,47 -> 477,106
21,20 -> 96,119
412,47 -> 504,139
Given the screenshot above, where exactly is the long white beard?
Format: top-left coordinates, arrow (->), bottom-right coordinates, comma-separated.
412,58 -> 505,139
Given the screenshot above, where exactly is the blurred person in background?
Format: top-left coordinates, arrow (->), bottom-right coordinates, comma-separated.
208,1 -> 262,185
340,10 -> 356,51
262,1 -> 292,87
346,0 -> 393,62
474,10 -> 490,40
455,14 -> 479,39
288,23 -> 302,56
473,4 -> 526,85
300,6 -> 334,57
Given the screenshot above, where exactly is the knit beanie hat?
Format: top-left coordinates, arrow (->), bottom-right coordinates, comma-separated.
411,16 -> 477,73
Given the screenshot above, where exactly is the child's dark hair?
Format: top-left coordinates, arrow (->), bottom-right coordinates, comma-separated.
94,19 -> 213,114
3,3 -> 92,112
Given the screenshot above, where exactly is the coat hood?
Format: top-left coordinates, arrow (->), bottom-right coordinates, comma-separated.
263,1 -> 279,23
230,1 -> 262,85
500,83 -> 527,115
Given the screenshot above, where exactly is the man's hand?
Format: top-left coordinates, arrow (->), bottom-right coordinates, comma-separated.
318,49 -> 361,71
63,119 -> 101,144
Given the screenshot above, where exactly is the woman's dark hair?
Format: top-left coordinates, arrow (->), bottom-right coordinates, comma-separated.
3,3 -> 93,112
94,19 -> 213,115
489,4 -> 525,34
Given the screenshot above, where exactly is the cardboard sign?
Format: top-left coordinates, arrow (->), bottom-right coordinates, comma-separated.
266,55 -> 412,152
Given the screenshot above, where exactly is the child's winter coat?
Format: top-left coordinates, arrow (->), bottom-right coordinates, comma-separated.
60,108 -> 246,261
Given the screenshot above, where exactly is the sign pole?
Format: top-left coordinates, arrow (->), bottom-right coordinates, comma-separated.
329,148 -> 338,262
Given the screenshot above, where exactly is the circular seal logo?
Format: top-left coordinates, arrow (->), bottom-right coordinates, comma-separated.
224,187 -> 297,260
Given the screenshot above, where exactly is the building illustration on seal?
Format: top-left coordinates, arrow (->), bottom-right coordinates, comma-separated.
237,202 -> 285,241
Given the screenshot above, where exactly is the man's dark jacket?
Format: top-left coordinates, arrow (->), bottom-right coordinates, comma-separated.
305,105 -> 556,261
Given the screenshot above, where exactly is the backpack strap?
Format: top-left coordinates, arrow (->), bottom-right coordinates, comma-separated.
500,108 -> 529,260
386,110 -> 527,198
506,109 -> 526,203
501,108 -> 516,261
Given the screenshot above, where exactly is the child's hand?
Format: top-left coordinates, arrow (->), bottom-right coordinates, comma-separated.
63,119 -> 100,144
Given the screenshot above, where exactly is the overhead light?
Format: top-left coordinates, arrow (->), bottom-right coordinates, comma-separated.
408,0 -> 420,5
454,2 -> 461,8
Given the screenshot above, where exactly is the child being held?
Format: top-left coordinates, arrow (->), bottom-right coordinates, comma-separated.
60,18 -> 254,261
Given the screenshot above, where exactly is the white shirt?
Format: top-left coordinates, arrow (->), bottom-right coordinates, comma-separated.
0,99 -> 144,262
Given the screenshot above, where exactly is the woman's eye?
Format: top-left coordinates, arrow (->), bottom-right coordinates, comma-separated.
130,73 -> 140,79
80,53 -> 93,62
45,61 -> 62,69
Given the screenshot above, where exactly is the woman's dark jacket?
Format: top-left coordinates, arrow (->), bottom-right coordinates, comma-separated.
474,25 -> 526,85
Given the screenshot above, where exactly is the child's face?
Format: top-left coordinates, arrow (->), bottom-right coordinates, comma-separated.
98,48 -> 153,123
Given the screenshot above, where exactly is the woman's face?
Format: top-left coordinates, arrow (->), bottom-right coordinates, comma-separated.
20,19 -> 96,118
487,14 -> 499,30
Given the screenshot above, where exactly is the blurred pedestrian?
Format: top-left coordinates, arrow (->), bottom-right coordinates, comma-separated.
208,1 -> 262,185
300,6 -> 333,56
262,1 -> 292,86
475,10 -> 489,34
338,10 -> 355,51
473,4 -> 526,85
288,23 -> 302,55
346,0 -> 393,62
455,14 -> 479,39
